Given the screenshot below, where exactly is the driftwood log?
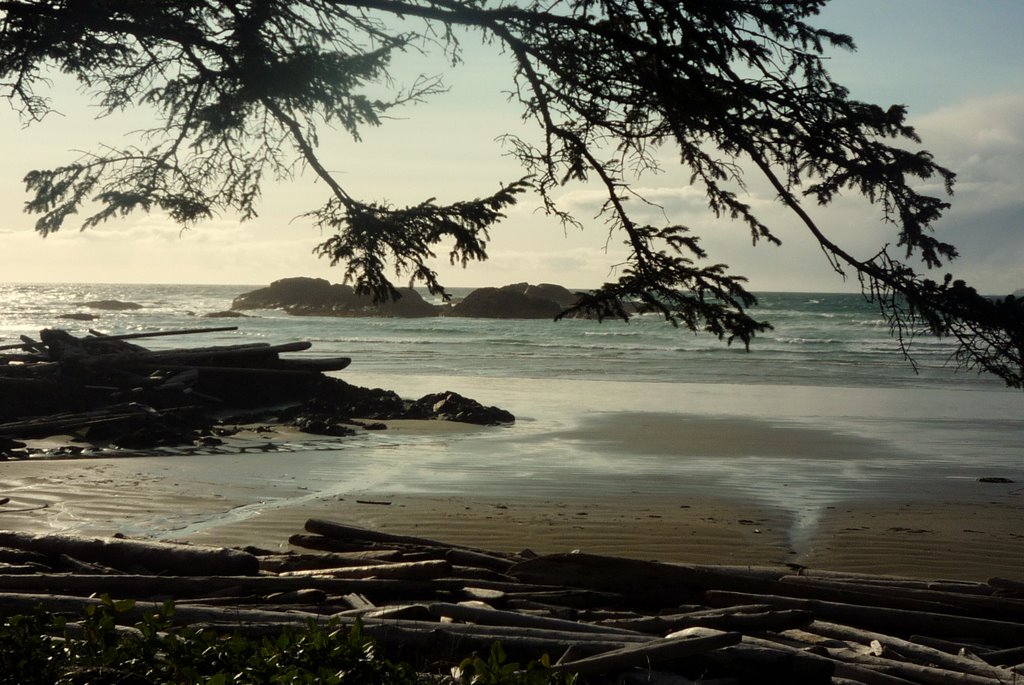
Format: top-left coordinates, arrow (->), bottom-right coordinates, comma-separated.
0,531 -> 259,576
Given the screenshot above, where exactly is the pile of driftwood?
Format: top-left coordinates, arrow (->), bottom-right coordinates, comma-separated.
1,326 -> 513,455
1,521 -> 1022,684
0,326 -> 352,449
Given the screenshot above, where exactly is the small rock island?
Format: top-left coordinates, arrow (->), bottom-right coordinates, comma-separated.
231,277 -> 585,319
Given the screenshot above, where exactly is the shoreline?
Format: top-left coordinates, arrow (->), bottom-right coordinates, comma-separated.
2,417 -> 1022,582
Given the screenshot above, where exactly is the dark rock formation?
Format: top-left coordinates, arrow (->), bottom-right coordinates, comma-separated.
230,278 -> 595,320
449,283 -> 574,319
58,313 -> 99,321
203,310 -> 250,318
231,277 -> 437,318
520,282 -> 581,307
407,391 -> 515,425
280,379 -> 514,429
82,300 -> 143,310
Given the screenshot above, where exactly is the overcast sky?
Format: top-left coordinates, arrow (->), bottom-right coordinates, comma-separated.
1,0 -> 1022,293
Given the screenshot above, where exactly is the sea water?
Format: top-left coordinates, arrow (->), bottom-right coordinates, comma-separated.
1,282 -> 1021,538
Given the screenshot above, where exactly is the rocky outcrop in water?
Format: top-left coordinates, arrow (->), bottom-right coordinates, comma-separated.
448,282 -> 581,319
232,278 -> 587,320
231,277 -> 438,318
81,300 -> 143,310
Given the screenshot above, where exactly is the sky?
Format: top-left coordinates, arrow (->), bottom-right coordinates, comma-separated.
1,0 -> 1022,293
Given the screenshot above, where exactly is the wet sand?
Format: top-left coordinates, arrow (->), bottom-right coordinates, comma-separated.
1,417 -> 1022,582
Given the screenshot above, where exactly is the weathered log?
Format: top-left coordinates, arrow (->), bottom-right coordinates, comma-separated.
0,572 -> 509,601
459,586 -> 507,603
277,559 -> 452,581
445,547 -> 518,573
979,646 -> 1024,667
87,326 -> 239,341
0,547 -> 49,565
739,634 -> 917,685
428,601 -> 643,636
503,599 -> 581,619
340,592 -> 376,610
820,644 -> 1006,685
501,587 -> 630,609
132,341 -> 311,359
368,616 -> 653,646
131,363 -> 321,377
598,606 -> 813,635
358,620 -> 645,660
551,627 -> 741,677
779,575 -> 1024,622
909,635 -> 997,658
706,590 -> 1024,646
800,568 -> 990,593
262,588 -> 329,605
508,553 -> 707,606
304,519 -> 516,558
339,603 -> 433,621
0,562 -> 46,574
269,357 -> 352,372
0,531 -> 259,576
18,335 -> 45,354
766,575 -> 978,615
989,577 -> 1024,596
56,554 -> 126,575
0,592 -> 326,627
806,620 -> 1012,682
257,550 -> 401,573
287,533 -> 385,553
701,641 -> 837,684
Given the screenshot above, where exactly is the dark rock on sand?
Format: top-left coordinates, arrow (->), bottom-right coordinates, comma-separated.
450,283 -> 576,319
232,277 -> 437,317
280,379 -> 515,429
293,416 -> 358,437
407,391 -> 515,425
289,377 -> 409,421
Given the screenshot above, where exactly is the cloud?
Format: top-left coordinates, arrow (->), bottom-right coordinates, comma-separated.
915,94 -> 1024,209
906,94 -> 1024,292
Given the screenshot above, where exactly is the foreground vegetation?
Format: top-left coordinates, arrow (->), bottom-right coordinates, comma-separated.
0,598 -> 575,685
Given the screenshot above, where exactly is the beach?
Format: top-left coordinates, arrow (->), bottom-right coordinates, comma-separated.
3,415 -> 1022,583
2,285 -> 1023,585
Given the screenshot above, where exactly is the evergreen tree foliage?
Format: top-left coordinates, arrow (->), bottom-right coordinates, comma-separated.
1,0 -> 1021,385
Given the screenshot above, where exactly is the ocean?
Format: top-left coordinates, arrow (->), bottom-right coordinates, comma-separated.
1,282 -> 1021,541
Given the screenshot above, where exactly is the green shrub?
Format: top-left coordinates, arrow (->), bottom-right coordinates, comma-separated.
0,598 -> 574,685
